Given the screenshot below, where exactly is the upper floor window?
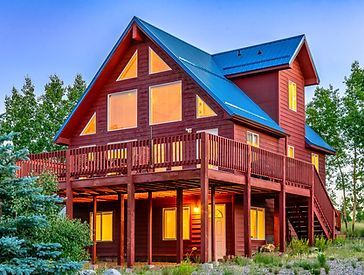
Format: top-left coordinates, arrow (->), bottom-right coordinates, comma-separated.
149,47 -> 171,74
149,81 -> 182,125
196,95 -> 216,118
250,207 -> 265,240
117,50 -> 138,81
312,153 -> 319,171
247,131 -> 259,148
80,112 -> 96,136
108,90 -> 137,131
162,207 -> 190,240
288,145 -> 295,158
288,81 -> 297,111
90,211 -> 113,242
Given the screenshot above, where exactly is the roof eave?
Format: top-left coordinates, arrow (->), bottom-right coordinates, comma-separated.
225,64 -> 289,78
305,139 -> 336,155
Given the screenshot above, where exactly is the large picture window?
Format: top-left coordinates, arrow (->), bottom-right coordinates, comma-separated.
149,81 -> 182,125
250,207 -> 265,240
162,207 -> 190,240
90,211 -> 113,242
108,90 -> 137,131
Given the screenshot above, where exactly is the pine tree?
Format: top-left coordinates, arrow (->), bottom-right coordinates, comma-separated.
66,74 -> 86,112
0,133 -> 82,273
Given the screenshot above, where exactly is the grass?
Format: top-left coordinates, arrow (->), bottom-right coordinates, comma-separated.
341,222 -> 364,237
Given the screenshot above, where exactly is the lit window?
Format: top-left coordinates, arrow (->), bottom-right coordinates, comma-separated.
288,145 -> 295,158
150,81 -> 182,125
196,95 -> 216,118
90,211 -> 113,242
162,207 -> 190,240
108,90 -> 137,131
80,113 -> 96,136
250,207 -> 265,240
247,131 -> 259,148
311,153 -> 319,171
149,47 -> 171,74
117,50 -> 138,81
288,81 -> 297,111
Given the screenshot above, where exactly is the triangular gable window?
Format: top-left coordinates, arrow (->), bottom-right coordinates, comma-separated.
196,95 -> 216,118
80,113 -> 96,136
117,50 -> 138,81
149,47 -> 171,74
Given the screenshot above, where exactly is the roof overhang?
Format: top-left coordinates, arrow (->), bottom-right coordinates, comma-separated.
305,139 -> 336,155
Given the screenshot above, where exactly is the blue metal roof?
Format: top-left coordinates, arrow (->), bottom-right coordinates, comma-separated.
305,125 -> 335,154
212,35 -> 305,76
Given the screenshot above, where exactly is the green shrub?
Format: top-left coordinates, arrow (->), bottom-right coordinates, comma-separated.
233,256 -> 250,266
162,261 -> 197,275
314,235 -> 332,252
288,238 -> 310,255
333,235 -> 346,246
253,253 -> 282,266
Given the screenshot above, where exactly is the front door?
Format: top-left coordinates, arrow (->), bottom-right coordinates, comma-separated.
208,204 -> 226,261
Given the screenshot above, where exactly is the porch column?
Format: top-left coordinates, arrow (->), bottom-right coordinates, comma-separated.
126,142 -> 135,267
65,149 -> 73,219
118,193 -> 125,266
200,132 -> 209,263
279,155 -> 287,252
147,192 -> 153,265
274,194 -> 280,247
92,196 -> 97,264
211,186 -> 216,262
308,166 -> 315,245
176,188 -> 183,263
244,145 -> 252,257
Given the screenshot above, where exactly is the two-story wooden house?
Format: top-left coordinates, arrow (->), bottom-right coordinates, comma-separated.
18,17 -> 339,267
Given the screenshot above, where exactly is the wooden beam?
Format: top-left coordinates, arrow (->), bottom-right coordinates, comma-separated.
65,149 -> 73,219
211,186 -> 216,262
279,156 -> 287,252
92,196 -> 97,264
176,188 -> 183,263
308,166 -> 315,245
200,132 -> 209,263
132,24 -> 143,41
126,142 -> 135,267
244,145 -> 252,257
118,193 -> 125,266
147,192 -> 153,265
274,194 -> 279,247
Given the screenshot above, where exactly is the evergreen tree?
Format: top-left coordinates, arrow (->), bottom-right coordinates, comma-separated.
0,133 -> 83,273
66,74 -> 86,112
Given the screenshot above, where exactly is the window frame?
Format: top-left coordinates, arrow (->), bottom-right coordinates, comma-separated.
247,131 -> 260,148
89,211 -> 113,242
196,95 -> 217,119
312,153 -> 319,171
288,145 -> 295,158
148,47 -> 172,75
80,112 -> 96,136
250,206 -> 265,241
288,80 -> 297,112
162,206 -> 191,241
107,89 -> 138,132
149,80 -> 182,126
117,50 -> 138,81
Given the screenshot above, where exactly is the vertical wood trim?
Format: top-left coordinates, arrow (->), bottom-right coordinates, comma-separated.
274,194 -> 280,247
244,145 -> 252,257
211,186 -> 216,262
176,188 -> 183,263
147,191 -> 153,265
92,196 -> 97,264
65,149 -> 73,219
118,193 -> 125,266
280,153 -> 287,252
200,132 -> 209,263
308,166 -> 315,245
231,194 -> 236,256
126,142 -> 135,267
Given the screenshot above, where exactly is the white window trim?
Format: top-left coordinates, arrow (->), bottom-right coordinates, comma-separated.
80,112 -> 96,136
251,206 -> 265,241
162,206 -> 191,241
107,89 -> 138,132
288,80 -> 297,112
116,50 -> 138,81
79,144 -> 96,149
148,47 -> 172,75
107,139 -> 137,145
196,95 -> 217,119
288,145 -> 295,158
247,131 -> 260,147
149,80 -> 182,126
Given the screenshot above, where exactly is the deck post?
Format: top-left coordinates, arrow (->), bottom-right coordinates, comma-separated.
200,132 -> 209,263
211,186 -> 216,262
279,155 -> 287,252
176,188 -> 183,263
147,191 -> 153,265
65,149 -> 73,219
126,142 -> 135,267
274,194 -> 280,247
118,193 -> 125,266
244,145 -> 252,257
92,196 -> 97,264
308,166 -> 315,245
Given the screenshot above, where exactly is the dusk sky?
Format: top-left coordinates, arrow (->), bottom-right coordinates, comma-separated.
1,0 -> 363,112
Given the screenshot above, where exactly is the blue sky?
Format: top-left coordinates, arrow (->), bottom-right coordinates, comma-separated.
0,0 -> 363,112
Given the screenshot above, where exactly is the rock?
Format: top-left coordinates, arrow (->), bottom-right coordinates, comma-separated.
260,243 -> 276,252
103,269 -> 121,275
201,263 -> 214,271
79,271 -> 96,275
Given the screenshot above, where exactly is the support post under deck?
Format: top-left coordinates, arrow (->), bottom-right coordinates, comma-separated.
308,166 -> 315,245
126,142 -> 135,267
92,196 -> 97,264
118,193 -> 125,266
200,132 -> 209,263
176,188 -> 183,263
244,145 -> 252,257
